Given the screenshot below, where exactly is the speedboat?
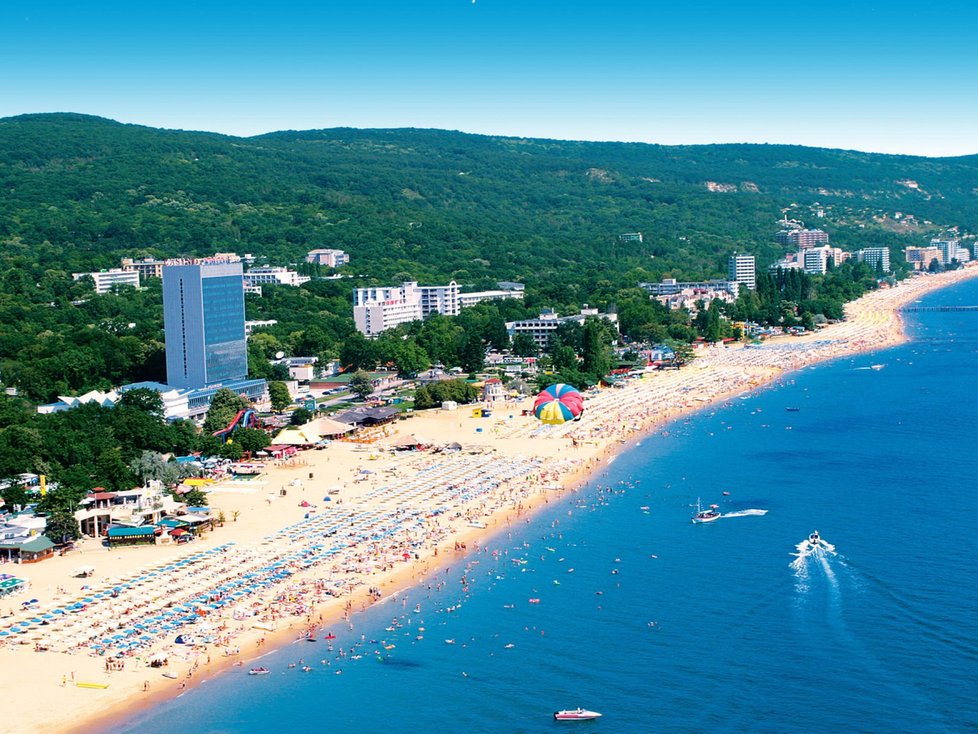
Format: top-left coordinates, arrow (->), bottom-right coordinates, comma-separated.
691,498 -> 721,524
554,708 -> 602,721
807,530 -> 821,548
247,667 -> 270,676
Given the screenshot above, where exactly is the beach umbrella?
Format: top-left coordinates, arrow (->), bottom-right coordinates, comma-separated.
532,383 -> 585,425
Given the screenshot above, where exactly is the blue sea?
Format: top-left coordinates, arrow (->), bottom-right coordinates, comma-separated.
110,278 -> 978,734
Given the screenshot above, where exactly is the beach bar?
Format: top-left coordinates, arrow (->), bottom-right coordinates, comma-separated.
0,536 -> 55,563
106,525 -> 157,548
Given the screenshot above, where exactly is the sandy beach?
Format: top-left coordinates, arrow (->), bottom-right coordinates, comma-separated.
1,267 -> 975,734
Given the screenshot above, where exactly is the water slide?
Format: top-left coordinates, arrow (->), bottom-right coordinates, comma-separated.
213,408 -> 260,440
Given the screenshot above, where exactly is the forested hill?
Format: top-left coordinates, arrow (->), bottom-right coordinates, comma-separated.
2,112 -> 977,301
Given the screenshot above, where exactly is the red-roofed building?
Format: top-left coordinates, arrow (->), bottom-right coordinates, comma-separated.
75,486 -> 181,538
482,377 -> 505,403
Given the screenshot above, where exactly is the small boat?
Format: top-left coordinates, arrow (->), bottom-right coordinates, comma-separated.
554,708 -> 602,721
691,498 -> 721,524
248,667 -> 270,676
786,407 -> 801,412
807,530 -> 822,549
162,671 -> 178,679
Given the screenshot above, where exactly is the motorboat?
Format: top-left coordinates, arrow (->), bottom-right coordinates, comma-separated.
807,530 -> 822,548
691,498 -> 721,524
247,667 -> 270,676
554,708 -> 602,721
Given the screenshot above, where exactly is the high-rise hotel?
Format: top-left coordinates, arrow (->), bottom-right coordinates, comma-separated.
162,259 -> 249,389
728,253 -> 756,290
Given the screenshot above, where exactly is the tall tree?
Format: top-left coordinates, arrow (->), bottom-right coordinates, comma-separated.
511,333 -> 538,357
580,319 -> 612,378
348,371 -> 374,400
201,388 -> 250,435
460,332 -> 486,374
117,388 -> 164,421
268,381 -> 293,412
340,333 -> 377,372
45,510 -> 81,545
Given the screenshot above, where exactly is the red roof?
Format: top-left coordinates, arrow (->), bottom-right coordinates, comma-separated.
90,492 -> 116,500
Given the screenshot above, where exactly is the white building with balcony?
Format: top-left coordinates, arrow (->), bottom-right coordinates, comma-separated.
353,281 -> 461,336
458,289 -> 525,308
857,247 -> 891,273
727,253 -> 756,290
243,267 -> 311,287
505,307 -> 619,349
72,268 -> 141,294
306,249 -> 350,267
74,485 -> 182,538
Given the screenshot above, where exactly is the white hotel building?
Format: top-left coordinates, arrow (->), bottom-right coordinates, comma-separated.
72,268 -> 141,294
856,247 -> 891,273
243,266 -> 311,287
306,249 -> 350,268
353,281 -> 459,336
727,253 -> 756,290
353,281 -> 525,336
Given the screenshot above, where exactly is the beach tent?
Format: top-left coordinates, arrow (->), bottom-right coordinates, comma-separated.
273,427 -> 322,445
314,417 -> 355,437
390,434 -> 432,450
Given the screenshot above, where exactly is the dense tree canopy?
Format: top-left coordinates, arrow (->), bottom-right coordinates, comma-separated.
1,113 -> 971,400
0,113 -> 974,496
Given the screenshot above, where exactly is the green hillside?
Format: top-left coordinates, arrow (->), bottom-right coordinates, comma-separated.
0,112 -> 975,403
2,113 -> 976,286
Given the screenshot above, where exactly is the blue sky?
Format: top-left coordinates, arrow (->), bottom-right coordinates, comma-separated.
1,0 -> 975,156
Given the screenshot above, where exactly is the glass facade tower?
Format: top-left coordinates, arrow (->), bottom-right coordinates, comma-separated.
163,261 -> 248,389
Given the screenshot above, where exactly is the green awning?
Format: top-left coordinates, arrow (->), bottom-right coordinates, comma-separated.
15,536 -> 55,553
107,526 -> 155,538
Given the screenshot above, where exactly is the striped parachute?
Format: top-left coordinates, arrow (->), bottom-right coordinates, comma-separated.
533,383 -> 584,425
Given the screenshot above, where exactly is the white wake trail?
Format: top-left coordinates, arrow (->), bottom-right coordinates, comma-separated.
721,509 -> 768,518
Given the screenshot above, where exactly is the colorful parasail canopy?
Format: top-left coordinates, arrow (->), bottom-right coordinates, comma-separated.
533,383 -> 584,425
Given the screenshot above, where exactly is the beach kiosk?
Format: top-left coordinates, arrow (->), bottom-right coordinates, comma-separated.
106,525 -> 157,548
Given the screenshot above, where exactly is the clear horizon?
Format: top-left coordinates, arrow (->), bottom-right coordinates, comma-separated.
2,0 -> 976,158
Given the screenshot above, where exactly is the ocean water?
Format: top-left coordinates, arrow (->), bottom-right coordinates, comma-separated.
111,278 -> 978,734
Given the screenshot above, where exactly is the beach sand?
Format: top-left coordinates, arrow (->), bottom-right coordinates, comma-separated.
1,267 -> 975,734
